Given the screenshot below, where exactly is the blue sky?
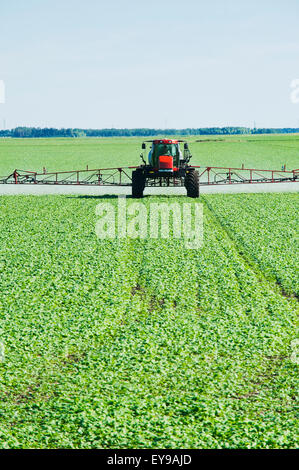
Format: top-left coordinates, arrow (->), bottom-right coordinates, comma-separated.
0,0 -> 299,129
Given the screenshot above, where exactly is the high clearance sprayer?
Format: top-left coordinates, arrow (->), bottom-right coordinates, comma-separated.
1,139 -> 298,197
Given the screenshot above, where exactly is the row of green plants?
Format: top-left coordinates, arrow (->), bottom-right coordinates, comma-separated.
203,193 -> 298,297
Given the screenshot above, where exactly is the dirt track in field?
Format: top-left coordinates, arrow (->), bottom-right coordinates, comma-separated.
0,182 -> 298,196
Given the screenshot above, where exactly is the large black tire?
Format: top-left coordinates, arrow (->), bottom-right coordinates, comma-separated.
185,169 -> 199,198
132,170 -> 145,198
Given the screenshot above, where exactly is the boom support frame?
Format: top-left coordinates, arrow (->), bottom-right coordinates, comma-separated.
0,166 -> 298,186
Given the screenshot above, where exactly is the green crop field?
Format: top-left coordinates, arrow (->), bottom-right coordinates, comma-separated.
0,134 -> 299,176
0,136 -> 298,449
0,193 -> 298,448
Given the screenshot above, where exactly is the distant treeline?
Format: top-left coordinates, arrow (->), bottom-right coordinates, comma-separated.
1,127 -> 299,138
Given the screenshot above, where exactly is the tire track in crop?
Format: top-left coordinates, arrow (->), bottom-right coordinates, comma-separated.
201,195 -> 298,306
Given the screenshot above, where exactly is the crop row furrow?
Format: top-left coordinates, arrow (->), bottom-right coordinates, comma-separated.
201,194 -> 299,303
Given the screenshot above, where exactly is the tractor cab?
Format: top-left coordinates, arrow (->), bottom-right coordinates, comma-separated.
147,139 -> 183,172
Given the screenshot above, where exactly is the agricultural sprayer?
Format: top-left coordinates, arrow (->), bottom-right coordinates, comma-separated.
0,139 -> 298,196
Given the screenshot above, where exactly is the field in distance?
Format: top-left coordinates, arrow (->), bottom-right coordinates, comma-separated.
0,134 -> 299,176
